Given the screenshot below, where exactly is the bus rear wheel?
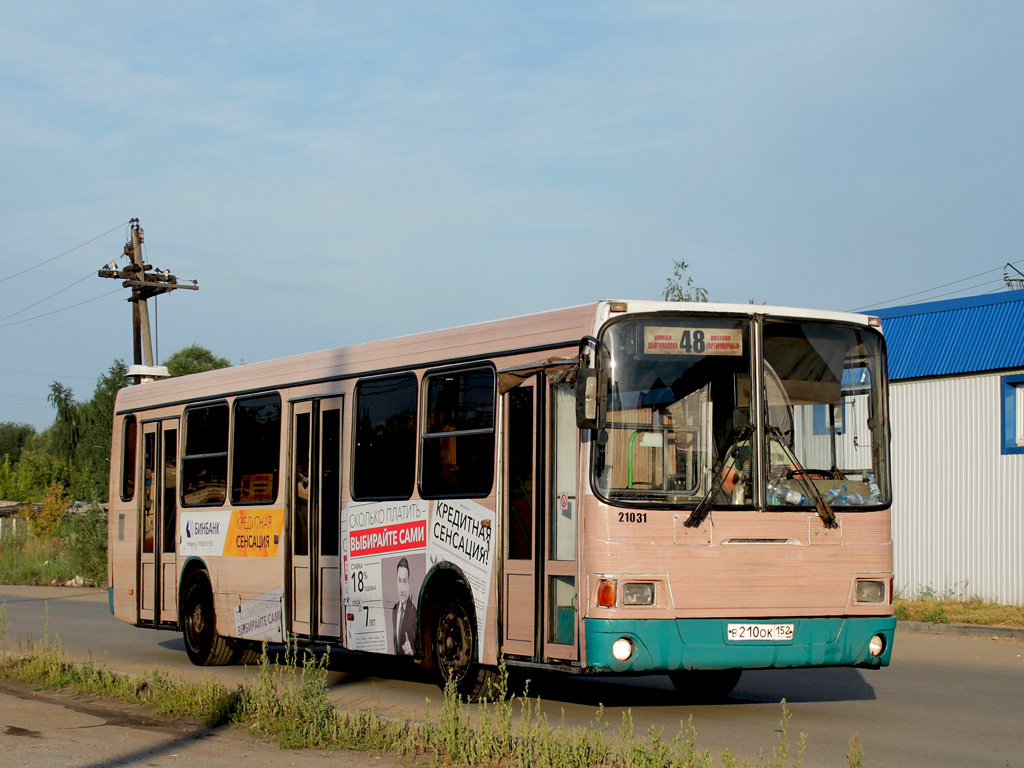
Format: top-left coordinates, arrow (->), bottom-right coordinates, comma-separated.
432,594 -> 499,701
668,669 -> 742,702
181,571 -> 234,666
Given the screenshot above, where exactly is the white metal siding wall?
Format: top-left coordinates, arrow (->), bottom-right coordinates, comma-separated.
891,371 -> 1024,605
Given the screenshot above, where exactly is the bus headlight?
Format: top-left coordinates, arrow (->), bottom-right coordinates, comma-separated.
612,637 -> 634,661
868,634 -> 886,657
855,580 -> 886,603
622,583 -> 655,606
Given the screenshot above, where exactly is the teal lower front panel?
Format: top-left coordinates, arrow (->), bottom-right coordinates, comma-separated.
585,616 -> 896,674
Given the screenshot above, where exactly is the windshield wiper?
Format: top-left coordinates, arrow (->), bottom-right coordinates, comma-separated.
684,424 -> 752,528
767,426 -> 838,529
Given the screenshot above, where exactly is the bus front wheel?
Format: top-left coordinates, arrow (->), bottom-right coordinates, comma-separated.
668,668 -> 742,702
432,594 -> 499,701
181,571 -> 234,666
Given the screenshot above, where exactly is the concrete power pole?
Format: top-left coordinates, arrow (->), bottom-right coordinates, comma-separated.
98,219 -> 199,383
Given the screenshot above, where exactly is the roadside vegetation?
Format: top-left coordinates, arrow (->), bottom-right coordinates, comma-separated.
0,345 -> 228,588
0,345 -> 230,506
0,621 -> 870,768
895,590 -> 1024,628
0,496 -> 107,586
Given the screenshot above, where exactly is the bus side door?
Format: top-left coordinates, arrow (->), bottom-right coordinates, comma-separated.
501,378 -> 579,662
139,418 -> 179,627
288,397 -> 344,640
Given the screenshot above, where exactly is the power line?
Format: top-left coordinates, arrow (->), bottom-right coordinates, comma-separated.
0,221 -> 130,285
0,368 -> 96,381
880,277 -> 1007,308
0,288 -> 123,330
849,258 -> 1024,312
0,270 -> 96,324
0,400 -> 53,410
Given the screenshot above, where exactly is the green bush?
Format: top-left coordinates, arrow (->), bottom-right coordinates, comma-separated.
56,504 -> 108,584
0,504 -> 106,586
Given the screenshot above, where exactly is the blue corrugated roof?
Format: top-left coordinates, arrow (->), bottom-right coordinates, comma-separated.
870,289 -> 1024,380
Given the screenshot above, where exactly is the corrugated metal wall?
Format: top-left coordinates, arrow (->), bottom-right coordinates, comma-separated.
891,371 -> 1024,605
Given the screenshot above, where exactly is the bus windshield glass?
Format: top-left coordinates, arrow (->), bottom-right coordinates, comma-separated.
762,320 -> 889,509
592,315 -> 890,509
593,317 -> 752,506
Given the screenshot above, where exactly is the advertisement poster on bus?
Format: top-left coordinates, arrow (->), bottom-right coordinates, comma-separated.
343,499 -> 495,656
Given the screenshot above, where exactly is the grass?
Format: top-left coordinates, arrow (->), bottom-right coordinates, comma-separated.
0,626 -> 873,768
894,595 -> 1024,627
0,505 -> 107,586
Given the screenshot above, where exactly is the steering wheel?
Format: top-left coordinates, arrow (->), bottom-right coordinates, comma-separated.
787,468 -> 836,480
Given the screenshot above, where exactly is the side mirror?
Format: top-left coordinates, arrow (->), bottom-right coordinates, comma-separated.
576,368 -> 602,429
575,335 -> 604,429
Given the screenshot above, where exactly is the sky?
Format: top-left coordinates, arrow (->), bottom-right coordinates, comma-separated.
2,1 -> 1024,431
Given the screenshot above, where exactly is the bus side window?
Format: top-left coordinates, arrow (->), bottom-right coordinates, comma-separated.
352,373 -> 417,500
231,393 -> 282,504
420,367 -> 495,498
181,403 -> 229,506
121,415 -> 138,501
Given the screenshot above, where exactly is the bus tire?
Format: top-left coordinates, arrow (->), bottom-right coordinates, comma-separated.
181,571 -> 234,666
232,643 -> 261,666
432,592 -> 499,701
668,668 -> 742,702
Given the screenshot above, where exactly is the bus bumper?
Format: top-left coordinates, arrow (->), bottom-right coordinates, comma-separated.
584,616 -> 896,673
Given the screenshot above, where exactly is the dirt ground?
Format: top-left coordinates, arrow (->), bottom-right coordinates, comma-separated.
0,677 -> 407,768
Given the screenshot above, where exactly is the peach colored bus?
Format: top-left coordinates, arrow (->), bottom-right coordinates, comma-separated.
108,300 -> 894,700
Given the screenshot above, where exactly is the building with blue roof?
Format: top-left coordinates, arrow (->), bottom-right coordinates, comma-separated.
873,289 -> 1024,605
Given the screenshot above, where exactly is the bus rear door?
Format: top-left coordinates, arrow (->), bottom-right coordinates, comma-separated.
138,418 -> 179,627
289,397 -> 344,639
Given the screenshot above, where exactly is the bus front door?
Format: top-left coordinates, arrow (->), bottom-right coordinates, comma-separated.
502,379 -> 579,662
289,397 -> 344,640
139,419 -> 179,627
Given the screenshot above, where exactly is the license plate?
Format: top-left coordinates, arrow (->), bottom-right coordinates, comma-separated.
727,623 -> 795,642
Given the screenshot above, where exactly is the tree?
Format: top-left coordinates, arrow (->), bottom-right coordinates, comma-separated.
47,381 -> 79,466
0,422 -> 36,465
33,482 -> 71,538
662,259 -> 709,303
74,360 -> 130,501
164,344 -> 231,377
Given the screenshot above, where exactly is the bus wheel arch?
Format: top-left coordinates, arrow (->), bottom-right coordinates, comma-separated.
418,564 -> 498,701
180,565 -> 234,666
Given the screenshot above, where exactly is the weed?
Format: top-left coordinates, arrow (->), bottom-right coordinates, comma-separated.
894,595 -> 1024,627
0,503 -> 107,586
0,638 -> 875,768
845,733 -> 863,768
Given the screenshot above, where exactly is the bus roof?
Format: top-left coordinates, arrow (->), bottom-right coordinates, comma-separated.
114,300 -> 878,412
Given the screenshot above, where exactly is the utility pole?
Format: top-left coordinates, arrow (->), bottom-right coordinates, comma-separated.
98,219 -> 199,383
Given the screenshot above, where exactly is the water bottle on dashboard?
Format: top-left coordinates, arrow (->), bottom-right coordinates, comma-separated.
866,473 -> 883,503
821,483 -> 848,504
768,482 -> 805,505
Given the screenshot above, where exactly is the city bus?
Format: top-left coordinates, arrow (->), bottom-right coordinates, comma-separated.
107,300 -> 895,699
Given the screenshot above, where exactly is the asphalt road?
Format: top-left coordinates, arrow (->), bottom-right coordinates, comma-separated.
1,585 -> 1022,767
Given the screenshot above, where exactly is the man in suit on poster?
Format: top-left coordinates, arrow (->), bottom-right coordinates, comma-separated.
394,557 -> 417,655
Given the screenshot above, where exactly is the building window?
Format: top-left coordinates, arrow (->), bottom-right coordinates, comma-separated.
231,393 -> 282,504
420,366 -> 496,498
1000,374 -> 1024,455
353,373 -> 417,500
182,402 -> 229,505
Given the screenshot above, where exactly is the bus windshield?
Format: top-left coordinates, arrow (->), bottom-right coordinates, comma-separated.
593,316 -> 752,506
592,315 -> 890,509
762,319 -> 890,509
